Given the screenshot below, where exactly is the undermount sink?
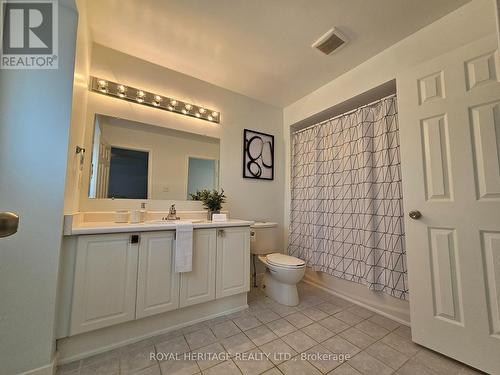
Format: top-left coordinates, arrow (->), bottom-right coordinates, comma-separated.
147,219 -> 204,224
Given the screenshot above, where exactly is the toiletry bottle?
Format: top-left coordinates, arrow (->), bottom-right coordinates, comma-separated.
140,202 -> 147,222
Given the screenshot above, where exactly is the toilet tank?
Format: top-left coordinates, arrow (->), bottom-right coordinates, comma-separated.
250,222 -> 280,255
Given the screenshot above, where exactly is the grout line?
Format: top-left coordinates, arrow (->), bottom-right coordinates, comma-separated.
59,284 -> 423,375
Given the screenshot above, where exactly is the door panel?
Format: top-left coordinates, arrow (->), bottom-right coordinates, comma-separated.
216,227 -> 250,298
482,231 -> 500,338
428,228 -> 462,323
470,100 -> 500,199
421,114 -> 453,200
71,233 -> 138,334
136,231 -> 179,318
397,35 -> 500,373
465,51 -> 498,90
180,229 -> 216,307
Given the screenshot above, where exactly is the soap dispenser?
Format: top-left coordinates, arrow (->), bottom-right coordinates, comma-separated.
140,202 -> 147,222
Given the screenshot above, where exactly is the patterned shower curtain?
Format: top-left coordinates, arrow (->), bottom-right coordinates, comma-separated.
288,96 -> 408,300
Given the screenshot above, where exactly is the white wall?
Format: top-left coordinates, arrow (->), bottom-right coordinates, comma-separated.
283,0 -> 498,321
98,116 -> 219,200
64,0 -> 92,215
74,44 -> 284,245
0,2 -> 78,374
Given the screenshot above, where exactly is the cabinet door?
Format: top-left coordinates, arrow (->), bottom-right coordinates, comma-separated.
180,229 -> 217,307
216,227 -> 250,298
71,233 -> 138,335
136,231 -> 180,318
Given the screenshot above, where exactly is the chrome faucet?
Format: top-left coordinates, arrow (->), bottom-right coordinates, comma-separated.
166,204 -> 179,220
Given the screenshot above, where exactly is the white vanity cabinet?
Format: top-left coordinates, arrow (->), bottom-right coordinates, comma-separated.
179,228 -> 217,307
216,227 -> 250,298
68,225 -> 250,335
136,231 -> 179,318
70,233 -> 139,335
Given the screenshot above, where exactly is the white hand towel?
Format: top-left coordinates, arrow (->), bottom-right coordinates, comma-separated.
174,221 -> 193,273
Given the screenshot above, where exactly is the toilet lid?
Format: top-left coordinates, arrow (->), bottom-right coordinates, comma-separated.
266,253 -> 305,268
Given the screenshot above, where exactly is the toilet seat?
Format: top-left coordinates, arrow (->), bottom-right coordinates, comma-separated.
265,253 -> 305,269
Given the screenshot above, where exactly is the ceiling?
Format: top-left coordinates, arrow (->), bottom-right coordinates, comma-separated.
86,0 -> 469,107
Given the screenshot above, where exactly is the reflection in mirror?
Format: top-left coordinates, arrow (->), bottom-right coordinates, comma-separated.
88,114 -> 220,200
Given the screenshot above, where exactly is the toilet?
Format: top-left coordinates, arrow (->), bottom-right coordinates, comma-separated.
251,222 -> 306,306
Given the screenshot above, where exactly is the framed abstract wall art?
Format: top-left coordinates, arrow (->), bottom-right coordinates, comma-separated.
243,129 -> 274,180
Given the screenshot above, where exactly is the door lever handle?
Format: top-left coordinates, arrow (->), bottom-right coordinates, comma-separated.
0,212 -> 19,238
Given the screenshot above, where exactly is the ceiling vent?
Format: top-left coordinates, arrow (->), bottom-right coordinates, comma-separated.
312,28 -> 348,55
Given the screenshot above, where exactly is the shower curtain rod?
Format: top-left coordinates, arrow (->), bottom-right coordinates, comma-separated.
292,93 -> 397,135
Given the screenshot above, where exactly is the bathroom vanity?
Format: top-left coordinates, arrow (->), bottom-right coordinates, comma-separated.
56,216 -> 252,363
54,112 -> 256,363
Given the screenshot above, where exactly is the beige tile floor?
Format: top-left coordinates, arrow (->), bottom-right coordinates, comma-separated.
56,282 -> 484,375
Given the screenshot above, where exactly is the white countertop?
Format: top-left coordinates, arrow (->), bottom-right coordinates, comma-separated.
67,219 -> 254,235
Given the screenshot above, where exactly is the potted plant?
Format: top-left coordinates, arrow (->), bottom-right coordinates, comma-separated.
190,189 -> 226,220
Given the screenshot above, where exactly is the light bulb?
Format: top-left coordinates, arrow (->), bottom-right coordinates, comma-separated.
137,90 -> 145,97
97,79 -> 108,93
208,115 -> 213,121
185,104 -> 192,110
170,99 -> 177,106
182,109 -> 188,114
117,85 -> 126,97
167,105 -> 174,111
211,111 -> 218,117
195,113 -> 201,118
199,108 -> 206,114
152,95 -> 162,107
137,97 -> 144,103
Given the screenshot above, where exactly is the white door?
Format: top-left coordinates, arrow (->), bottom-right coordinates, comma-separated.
71,233 -> 139,334
136,231 -> 180,318
216,227 -> 250,298
398,35 -> 500,373
96,139 -> 111,198
180,229 -> 217,307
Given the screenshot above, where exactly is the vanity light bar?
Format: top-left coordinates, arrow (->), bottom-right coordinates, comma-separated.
90,77 -> 220,124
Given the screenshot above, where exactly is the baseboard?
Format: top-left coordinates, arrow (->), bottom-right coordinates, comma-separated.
19,358 -> 56,375
303,277 -> 411,326
57,296 -> 248,365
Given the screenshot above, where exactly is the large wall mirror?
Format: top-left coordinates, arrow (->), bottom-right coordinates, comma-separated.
88,114 -> 220,200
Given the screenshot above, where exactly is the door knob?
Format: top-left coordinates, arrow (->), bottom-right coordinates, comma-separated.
408,210 -> 422,220
0,212 -> 19,238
